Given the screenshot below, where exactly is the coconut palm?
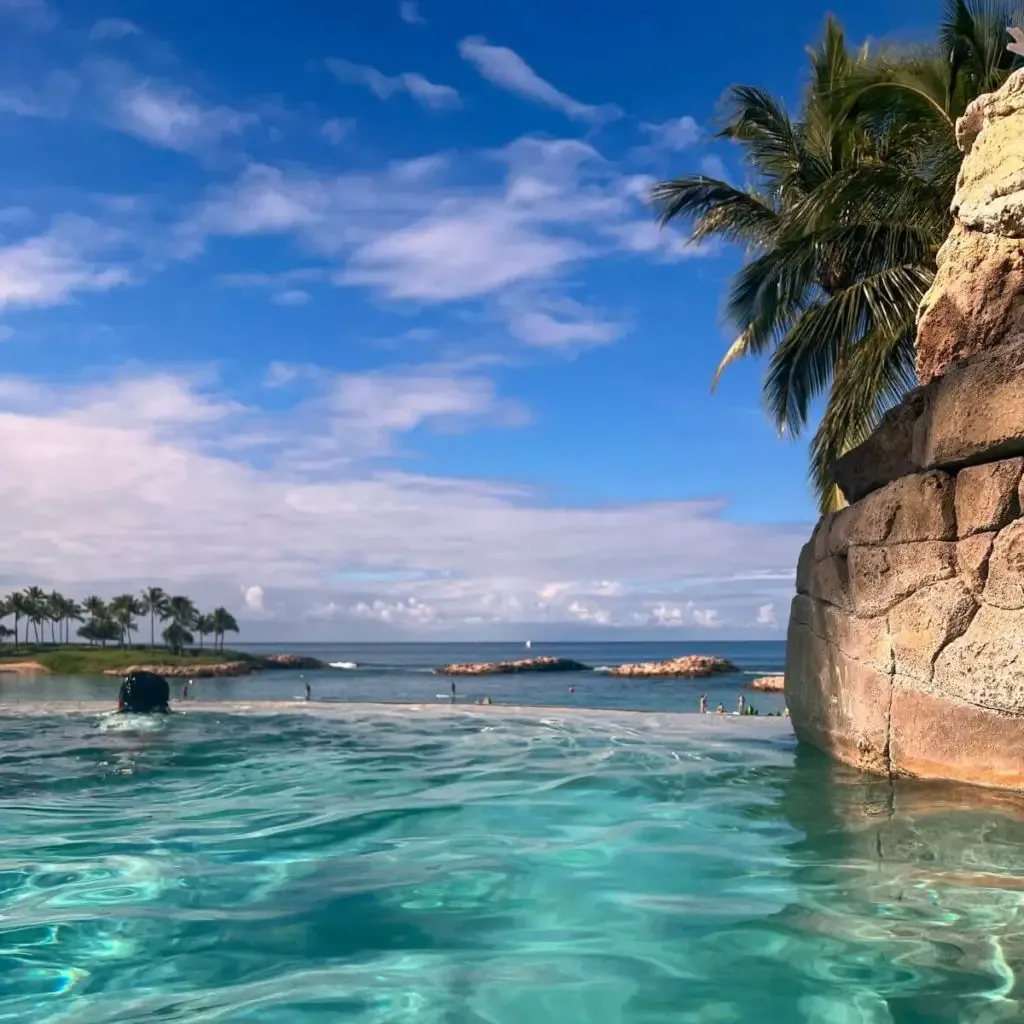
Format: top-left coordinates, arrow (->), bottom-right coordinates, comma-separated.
210,607 -> 240,651
109,595 -> 142,647
46,591 -> 65,645
167,596 -> 196,630
0,624 -> 12,644
22,586 -> 47,645
652,6 -> 1023,511
139,586 -> 170,648
63,599 -> 84,644
162,621 -> 193,656
7,591 -> 29,647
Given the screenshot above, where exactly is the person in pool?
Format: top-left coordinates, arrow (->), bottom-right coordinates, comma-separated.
117,670 -> 171,714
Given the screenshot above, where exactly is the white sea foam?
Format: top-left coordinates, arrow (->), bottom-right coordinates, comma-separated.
329,662 -> 358,670
96,711 -> 169,733
593,666 -> 614,673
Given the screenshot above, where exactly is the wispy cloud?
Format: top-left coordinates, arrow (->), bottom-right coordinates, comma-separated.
321,117 -> 354,144
0,216 -> 131,309
458,36 -> 620,123
399,1 -> 425,25
325,58 -> 460,110
641,115 -> 702,151
0,0 -> 56,30
0,367 -> 805,634
89,17 -> 140,41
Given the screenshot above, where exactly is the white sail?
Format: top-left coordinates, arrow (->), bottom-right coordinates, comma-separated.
525,640 -> 532,648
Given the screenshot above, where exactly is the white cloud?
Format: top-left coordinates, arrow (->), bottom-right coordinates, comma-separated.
0,70 -> 78,119
756,602 -> 778,628
109,79 -> 256,152
242,585 -> 265,612
89,18 -> 140,41
325,58 -> 460,110
0,216 -> 131,309
321,117 -> 354,144
458,36 -> 620,123
0,0 -> 56,30
271,289 -> 311,306
0,368 -> 806,635
642,116 -> 701,151
505,297 -> 623,349
700,154 -> 728,180
399,1 -> 425,24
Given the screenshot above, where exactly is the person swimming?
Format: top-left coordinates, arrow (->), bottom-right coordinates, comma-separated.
117,671 -> 171,714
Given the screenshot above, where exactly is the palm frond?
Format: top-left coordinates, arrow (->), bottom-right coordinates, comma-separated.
650,176 -> 780,247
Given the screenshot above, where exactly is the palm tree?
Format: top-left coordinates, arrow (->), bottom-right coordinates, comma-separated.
162,621 -> 193,656
46,591 -> 64,645
139,586 -> 169,648
7,591 -> 29,648
109,595 -> 141,648
167,596 -> 196,630
83,595 -> 106,620
194,612 -> 215,650
63,599 -> 84,644
22,586 -> 47,645
0,624 -> 12,644
210,607 -> 240,651
652,6 -> 1022,510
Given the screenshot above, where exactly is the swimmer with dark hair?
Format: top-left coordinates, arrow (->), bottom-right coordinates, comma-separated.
117,671 -> 171,714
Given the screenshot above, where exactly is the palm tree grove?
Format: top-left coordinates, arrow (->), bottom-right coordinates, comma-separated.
0,585 -> 240,655
653,0 -> 1023,512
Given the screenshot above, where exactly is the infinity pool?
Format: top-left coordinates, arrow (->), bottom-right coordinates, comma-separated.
1,704 -> 1023,1022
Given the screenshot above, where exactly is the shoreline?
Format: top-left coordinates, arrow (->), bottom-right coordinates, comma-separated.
0,698 -> 796,730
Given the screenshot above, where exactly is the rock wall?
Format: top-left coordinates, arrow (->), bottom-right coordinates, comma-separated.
785,68 -> 1024,791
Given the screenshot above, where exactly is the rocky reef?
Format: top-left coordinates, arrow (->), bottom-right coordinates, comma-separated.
100,653 -> 329,678
786,69 -> 1024,791
749,675 -> 785,692
436,656 -> 589,676
608,655 -> 737,678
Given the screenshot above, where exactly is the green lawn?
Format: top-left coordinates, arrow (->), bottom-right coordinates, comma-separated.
0,644 -> 256,674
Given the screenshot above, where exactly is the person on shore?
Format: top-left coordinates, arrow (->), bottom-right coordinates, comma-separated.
715,703 -> 724,715
305,682 -> 311,701
451,681 -> 456,704
699,694 -> 707,714
737,694 -> 746,716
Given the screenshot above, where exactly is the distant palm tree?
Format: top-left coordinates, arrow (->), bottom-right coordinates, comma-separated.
8,592 -> 29,647
162,621 -> 193,656
0,624 -> 12,643
109,595 -> 142,647
63,599 -> 84,644
194,612 -> 216,650
139,586 -> 170,648
210,607 -> 240,651
168,596 -> 196,633
83,595 -> 106,620
46,591 -> 64,645
22,586 -> 47,645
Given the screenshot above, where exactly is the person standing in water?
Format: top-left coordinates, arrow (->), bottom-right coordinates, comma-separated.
305,682 -> 311,701
737,693 -> 746,715
699,694 -> 707,714
450,681 -> 456,704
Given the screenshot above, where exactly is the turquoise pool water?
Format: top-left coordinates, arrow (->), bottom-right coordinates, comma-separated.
2,705 -> 1024,1022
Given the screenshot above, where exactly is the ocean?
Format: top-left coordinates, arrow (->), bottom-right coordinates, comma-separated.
5,640 -> 1023,1021
0,640 -> 788,715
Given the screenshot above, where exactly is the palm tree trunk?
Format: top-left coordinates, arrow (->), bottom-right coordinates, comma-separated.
13,613 -> 17,648
150,610 -> 155,648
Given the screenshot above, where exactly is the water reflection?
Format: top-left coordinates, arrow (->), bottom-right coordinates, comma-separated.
766,747 -> 1024,1023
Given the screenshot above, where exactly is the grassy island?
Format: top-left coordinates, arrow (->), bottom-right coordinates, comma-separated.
0,645 -> 258,676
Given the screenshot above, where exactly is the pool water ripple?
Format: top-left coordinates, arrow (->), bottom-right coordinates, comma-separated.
3,708 -> 1024,1022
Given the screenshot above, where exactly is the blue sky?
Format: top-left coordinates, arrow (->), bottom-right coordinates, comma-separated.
0,0 -> 944,639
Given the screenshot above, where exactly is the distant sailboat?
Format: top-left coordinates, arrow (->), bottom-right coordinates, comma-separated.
525,640 -> 532,649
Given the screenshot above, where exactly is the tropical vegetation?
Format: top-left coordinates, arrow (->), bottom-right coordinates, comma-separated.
0,586 -> 240,655
653,0 -> 1024,511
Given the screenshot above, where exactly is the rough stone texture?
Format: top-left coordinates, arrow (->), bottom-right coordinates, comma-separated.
888,580 -> 977,684
848,542 -> 955,618
832,388 -> 929,504
983,519 -> 1024,610
956,531 -> 996,595
955,458 -> 1023,536
916,226 -> 1024,385
916,339 -> 1024,469
784,70 -> 1024,791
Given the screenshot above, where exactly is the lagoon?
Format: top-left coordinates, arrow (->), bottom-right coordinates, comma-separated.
2,702 -> 1024,1022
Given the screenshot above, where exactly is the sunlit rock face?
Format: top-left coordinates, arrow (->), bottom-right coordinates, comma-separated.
786,69 -> 1024,791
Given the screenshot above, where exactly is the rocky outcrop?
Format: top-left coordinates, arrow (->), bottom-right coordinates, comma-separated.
258,654 -> 328,670
749,675 -> 785,692
787,69 -> 1024,792
608,655 -> 737,678
436,656 -> 589,676
102,661 -> 256,678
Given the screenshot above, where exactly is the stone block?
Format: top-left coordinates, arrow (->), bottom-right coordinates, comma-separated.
889,686 -> 1024,790
956,531 -> 995,595
888,579 -> 977,684
915,224 -> 1024,385
806,552 -> 852,612
983,519 -> 1024,610
845,471 -> 955,546
833,389 -> 928,504
785,616 -> 891,776
790,594 -> 891,674
796,540 -> 814,596
848,542 -> 955,618
916,339 -> 1024,470
933,603 -> 1024,713
955,458 -> 1023,536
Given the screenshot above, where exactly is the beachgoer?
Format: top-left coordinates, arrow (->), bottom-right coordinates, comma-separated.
181,681 -> 188,701
305,682 -> 311,701
715,703 -> 724,715
568,686 -> 575,695
118,671 -> 171,714
699,694 -> 707,714
451,681 -> 456,704
737,693 -> 746,716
